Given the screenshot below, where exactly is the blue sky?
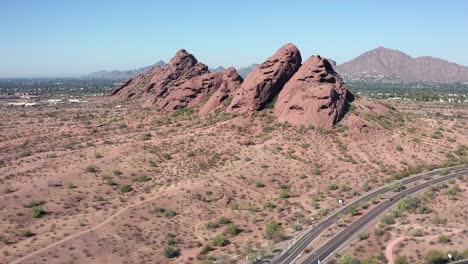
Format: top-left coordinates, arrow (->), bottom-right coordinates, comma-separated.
1,0 -> 467,77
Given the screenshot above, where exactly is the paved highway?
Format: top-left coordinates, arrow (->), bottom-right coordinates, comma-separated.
302,169 -> 467,263
270,165 -> 467,264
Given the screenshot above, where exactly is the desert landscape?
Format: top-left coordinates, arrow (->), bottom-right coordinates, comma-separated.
1,44 -> 467,264
2,2 -> 468,263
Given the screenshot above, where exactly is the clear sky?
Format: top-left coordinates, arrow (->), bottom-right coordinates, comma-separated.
1,0 -> 467,77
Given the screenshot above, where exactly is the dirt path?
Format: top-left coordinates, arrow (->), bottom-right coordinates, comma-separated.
9,181 -> 190,264
385,236 -> 408,264
10,141 -> 267,263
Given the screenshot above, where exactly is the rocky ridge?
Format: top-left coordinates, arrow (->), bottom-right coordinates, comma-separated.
112,44 -> 353,128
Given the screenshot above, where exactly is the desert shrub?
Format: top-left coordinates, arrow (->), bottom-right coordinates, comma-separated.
390,182 -> 406,192
339,252 -> 359,264
85,165 -> 97,173
166,233 -> 176,245
225,224 -> 242,236
218,217 -> 231,225
431,215 -> 447,225
349,206 -> 359,216
425,250 -> 448,264
358,232 -> 369,241
374,228 -> 384,236
396,145 -> 404,152
438,234 -> 451,244
381,215 -> 395,225
328,183 -> 339,190
94,152 -> 103,158
25,200 -> 46,208
278,190 -> 291,199
397,196 -> 419,211
134,175 -> 151,182
255,182 -> 265,187
19,229 -> 35,237
361,257 -> 379,264
445,185 -> 462,198
163,209 -> 177,218
118,184 -> 132,193
32,206 -> 45,218
212,235 -> 229,246
205,222 -> 219,229
265,220 -> 282,240
142,133 -> 152,141
163,246 -> 180,258
395,256 -> 408,264
163,153 -> 172,160
418,205 -> 433,214
411,229 -> 424,237
339,184 -> 350,192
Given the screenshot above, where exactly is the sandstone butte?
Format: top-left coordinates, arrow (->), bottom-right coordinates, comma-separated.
111,43 -> 354,129
274,55 -> 354,129
227,43 -> 302,113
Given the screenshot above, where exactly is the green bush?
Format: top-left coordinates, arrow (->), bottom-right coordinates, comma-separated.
218,217 -> 231,225
255,182 -> 265,187
163,245 -> 180,258
205,222 -> 219,229
278,190 -> 291,199
85,165 -> 97,173
425,250 -> 448,264
358,232 -> 369,241
212,235 -> 229,246
134,175 -> 151,182
118,184 -> 132,193
32,206 -> 45,218
339,252 -> 360,264
19,229 -> 35,237
225,224 -> 242,236
328,183 -> 339,190
265,220 -> 282,240
381,215 -> 395,225
438,234 -> 451,244
395,255 -> 408,264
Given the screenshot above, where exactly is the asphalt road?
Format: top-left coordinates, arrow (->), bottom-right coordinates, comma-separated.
270,165 -> 467,264
303,169 -> 467,264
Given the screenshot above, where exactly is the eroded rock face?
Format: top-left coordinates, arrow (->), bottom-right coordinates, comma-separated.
111,49 -> 209,101
160,67 -> 243,111
274,55 -> 354,129
227,43 -> 302,113
199,68 -> 243,114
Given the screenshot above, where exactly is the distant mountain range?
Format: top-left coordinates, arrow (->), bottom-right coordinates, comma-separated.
84,47 -> 468,83
82,61 -> 167,79
83,62 -> 259,80
337,47 -> 468,83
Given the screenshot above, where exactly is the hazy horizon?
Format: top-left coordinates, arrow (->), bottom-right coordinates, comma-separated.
2,0 -> 468,78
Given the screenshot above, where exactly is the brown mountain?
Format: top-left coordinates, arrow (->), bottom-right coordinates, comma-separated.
337,47 -> 468,83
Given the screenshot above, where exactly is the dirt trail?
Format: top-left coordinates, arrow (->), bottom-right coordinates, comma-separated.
9,181 -> 190,264
385,236 -> 407,264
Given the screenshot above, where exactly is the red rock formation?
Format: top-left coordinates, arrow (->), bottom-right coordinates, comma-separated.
227,43 -> 302,113
274,55 -> 353,129
111,49 -> 209,101
160,67 -> 242,111
199,68 -> 243,114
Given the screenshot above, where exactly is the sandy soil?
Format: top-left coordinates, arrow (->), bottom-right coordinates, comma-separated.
0,97 -> 467,263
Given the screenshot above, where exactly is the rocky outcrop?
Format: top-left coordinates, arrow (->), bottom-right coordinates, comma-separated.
111,49 -> 209,101
274,55 -> 354,129
160,67 -> 243,111
227,43 -> 302,113
199,68 -> 243,114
